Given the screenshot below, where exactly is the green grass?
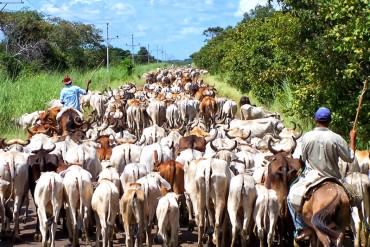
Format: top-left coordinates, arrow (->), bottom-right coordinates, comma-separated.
0,63 -> 166,138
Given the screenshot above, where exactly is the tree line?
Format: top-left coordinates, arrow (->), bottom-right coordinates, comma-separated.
191,0 -> 369,146
0,10 -> 157,79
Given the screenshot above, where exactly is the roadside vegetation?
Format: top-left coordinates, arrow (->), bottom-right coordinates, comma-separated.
192,1 -> 369,148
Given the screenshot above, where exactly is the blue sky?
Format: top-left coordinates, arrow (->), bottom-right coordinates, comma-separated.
2,0 -> 271,60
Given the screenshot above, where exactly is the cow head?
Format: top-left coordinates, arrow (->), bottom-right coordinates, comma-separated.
210,139 -> 238,164
264,150 -> 304,218
3,138 -> 30,152
27,148 -> 59,184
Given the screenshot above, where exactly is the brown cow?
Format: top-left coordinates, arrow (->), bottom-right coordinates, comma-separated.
154,160 -> 184,195
177,128 -> 218,154
96,135 -> 113,161
38,106 -> 60,125
27,123 -> 58,138
200,96 -> 218,130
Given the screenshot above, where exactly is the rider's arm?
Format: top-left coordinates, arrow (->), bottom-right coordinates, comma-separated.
336,134 -> 355,163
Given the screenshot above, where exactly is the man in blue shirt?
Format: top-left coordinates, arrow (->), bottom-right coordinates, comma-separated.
60,75 -> 91,112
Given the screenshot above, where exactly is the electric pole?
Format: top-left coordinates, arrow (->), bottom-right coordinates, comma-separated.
147,44 -> 150,64
106,23 -> 109,70
156,45 -> 159,63
126,34 -> 140,65
105,22 -> 119,70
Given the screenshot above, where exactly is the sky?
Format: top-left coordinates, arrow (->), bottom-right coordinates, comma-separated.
1,0 -> 273,60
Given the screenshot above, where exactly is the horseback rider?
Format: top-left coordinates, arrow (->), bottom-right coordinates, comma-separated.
60,75 -> 91,112
287,107 -> 357,242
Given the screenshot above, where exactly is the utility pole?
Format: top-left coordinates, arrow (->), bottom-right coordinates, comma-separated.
147,44 -> 150,64
106,23 -> 109,70
126,34 -> 140,65
156,45 -> 159,63
105,22 -> 119,70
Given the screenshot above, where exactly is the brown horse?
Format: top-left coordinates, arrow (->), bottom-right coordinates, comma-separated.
265,142 -> 351,247
301,182 -> 351,247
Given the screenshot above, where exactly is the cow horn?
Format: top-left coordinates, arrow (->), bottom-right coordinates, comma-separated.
267,138 -> 279,155
273,121 -> 280,139
226,140 -> 238,151
291,137 -> 297,154
241,130 -> 252,140
38,126 -> 51,134
73,116 -> 83,126
27,128 -> 35,136
224,128 -> 235,139
291,121 -> 297,131
136,136 -> 146,146
215,114 -> 226,124
44,145 -> 56,153
210,140 -> 219,152
205,128 -> 218,143
293,124 -> 303,141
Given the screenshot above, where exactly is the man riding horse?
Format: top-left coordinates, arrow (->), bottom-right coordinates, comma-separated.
287,107 -> 356,244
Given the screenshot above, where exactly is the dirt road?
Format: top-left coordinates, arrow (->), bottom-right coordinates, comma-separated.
0,195 -> 199,247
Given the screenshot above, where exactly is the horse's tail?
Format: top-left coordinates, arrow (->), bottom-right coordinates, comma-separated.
311,191 -> 340,239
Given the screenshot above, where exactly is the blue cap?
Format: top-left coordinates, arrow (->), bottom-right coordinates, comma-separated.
314,107 -> 331,121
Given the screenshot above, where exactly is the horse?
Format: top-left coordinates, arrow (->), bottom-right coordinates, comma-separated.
265,140 -> 352,247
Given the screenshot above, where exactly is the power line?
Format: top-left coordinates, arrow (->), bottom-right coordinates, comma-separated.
106,22 -> 119,70
0,0 -> 23,12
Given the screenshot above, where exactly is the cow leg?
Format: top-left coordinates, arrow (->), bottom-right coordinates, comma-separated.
37,207 -> 48,247
22,192 -> 29,224
95,213 -> 101,247
351,206 -> 361,247
227,202 -> 239,247
241,195 -> 254,242
146,222 -> 152,247
12,194 -> 22,239
267,212 -> 278,247
0,195 -> 6,235
83,206 -> 91,245
185,193 -> 195,231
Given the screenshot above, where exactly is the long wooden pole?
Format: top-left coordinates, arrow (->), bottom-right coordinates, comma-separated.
352,78 -> 368,131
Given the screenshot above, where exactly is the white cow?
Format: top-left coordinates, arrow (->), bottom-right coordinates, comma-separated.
253,184 -> 279,247
15,111 -> 42,129
139,143 -> 174,172
0,150 -> 29,237
240,104 -> 279,120
136,172 -> 172,247
34,172 -> 63,247
110,143 -> 142,174
120,163 -> 148,192
92,177 -> 120,247
98,163 -> 121,194
227,174 -> 257,246
61,165 -> 93,246
139,124 -> 166,145
156,192 -> 180,247
195,158 -> 233,246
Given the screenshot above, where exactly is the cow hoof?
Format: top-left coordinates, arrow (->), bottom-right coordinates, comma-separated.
154,235 -> 162,244
201,234 -> 208,244
188,220 -> 195,231
34,233 -> 42,242
206,226 -> 214,235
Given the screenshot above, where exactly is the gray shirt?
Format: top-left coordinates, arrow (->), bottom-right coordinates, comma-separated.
301,127 -> 354,178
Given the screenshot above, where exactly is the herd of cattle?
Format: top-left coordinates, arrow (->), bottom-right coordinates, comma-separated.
0,66 -> 369,247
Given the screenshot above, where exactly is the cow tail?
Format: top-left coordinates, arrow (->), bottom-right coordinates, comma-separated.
106,186 -> 113,226
264,190 -> 270,230
128,148 -> 131,164
48,175 -> 56,226
205,163 -> 212,213
311,191 -> 340,239
77,173 -> 84,223
6,154 -> 15,204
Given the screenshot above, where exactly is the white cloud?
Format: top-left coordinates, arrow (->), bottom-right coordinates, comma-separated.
179,26 -> 204,36
205,0 -> 213,5
235,0 -> 268,17
112,3 -> 135,16
41,3 -> 70,16
70,0 -> 101,5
